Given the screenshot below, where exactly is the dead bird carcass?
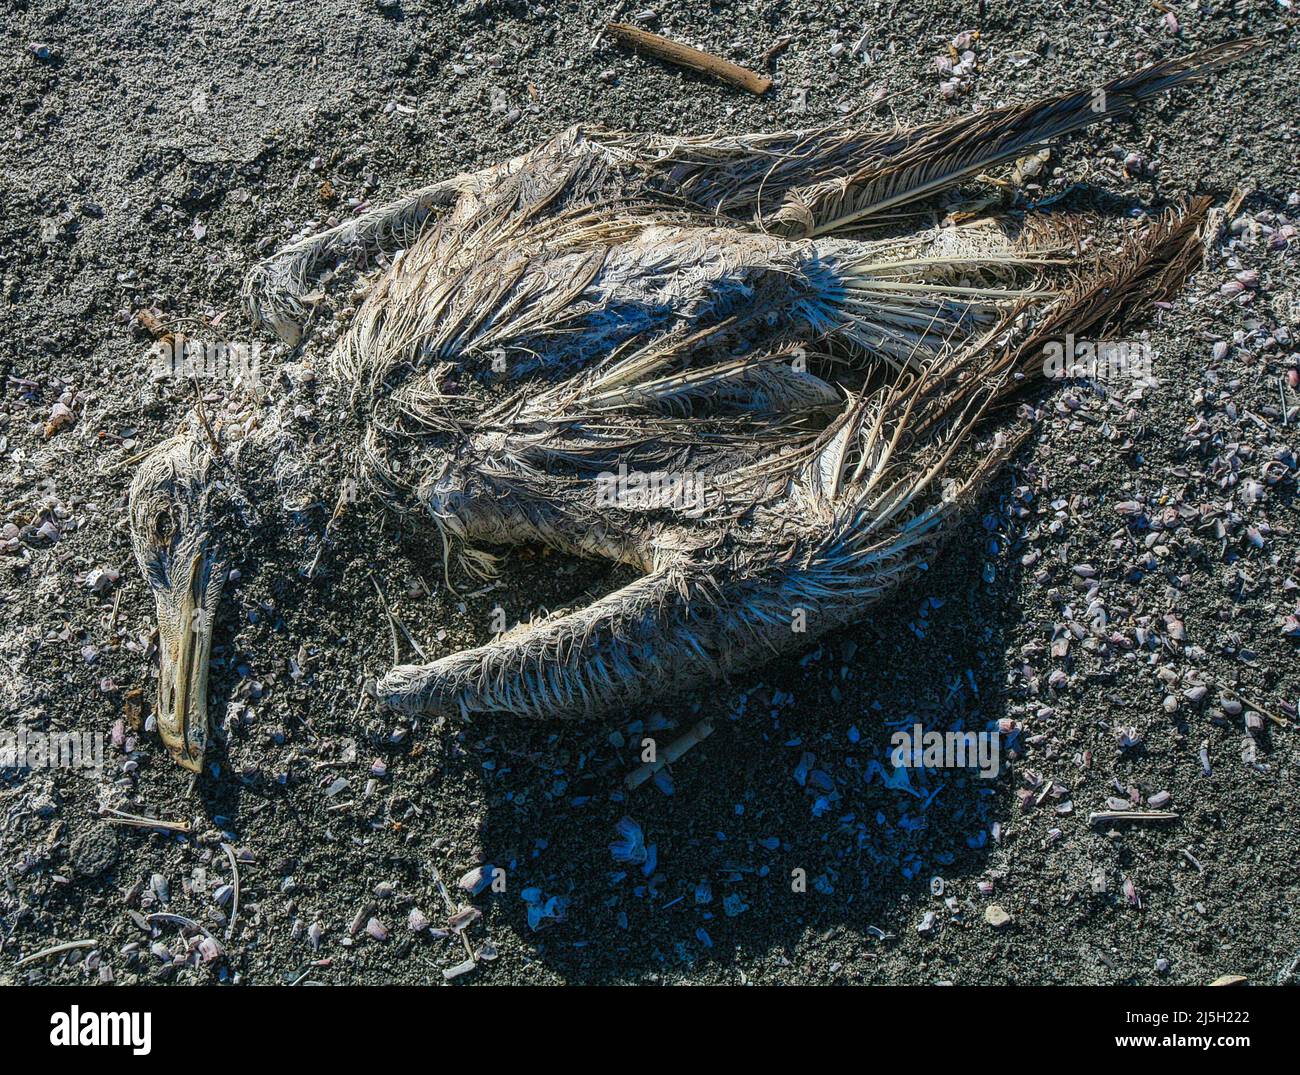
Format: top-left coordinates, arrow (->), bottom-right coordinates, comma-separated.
128,41 -> 1253,771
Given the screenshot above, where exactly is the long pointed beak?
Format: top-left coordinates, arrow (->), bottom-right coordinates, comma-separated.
156,550 -> 222,773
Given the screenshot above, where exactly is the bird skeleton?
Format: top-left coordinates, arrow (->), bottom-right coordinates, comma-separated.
129,40 -> 1254,772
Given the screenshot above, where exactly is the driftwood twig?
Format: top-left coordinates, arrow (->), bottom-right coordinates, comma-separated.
605,23 -> 772,95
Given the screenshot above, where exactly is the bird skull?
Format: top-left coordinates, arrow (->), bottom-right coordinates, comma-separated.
128,425 -> 228,773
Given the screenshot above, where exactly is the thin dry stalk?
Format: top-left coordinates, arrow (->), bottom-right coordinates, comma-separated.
101,809 -> 191,833
221,842 -> 241,940
1088,810 -> 1180,824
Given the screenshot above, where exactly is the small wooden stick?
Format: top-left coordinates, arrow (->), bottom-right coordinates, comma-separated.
761,36 -> 793,67
605,23 -> 772,96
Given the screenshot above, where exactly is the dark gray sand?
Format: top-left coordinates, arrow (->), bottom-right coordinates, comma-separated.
2,1 -> 1298,985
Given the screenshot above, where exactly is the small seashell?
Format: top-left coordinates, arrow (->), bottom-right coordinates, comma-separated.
149,873 -> 170,904
458,865 -> 494,895
85,567 -> 119,593
44,401 -> 74,438
408,908 -> 430,933
349,904 -> 374,936
365,917 -> 389,941
196,936 -> 223,964
1115,726 -> 1143,749
983,904 -> 1011,929
448,905 -> 481,932
609,817 -> 648,864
